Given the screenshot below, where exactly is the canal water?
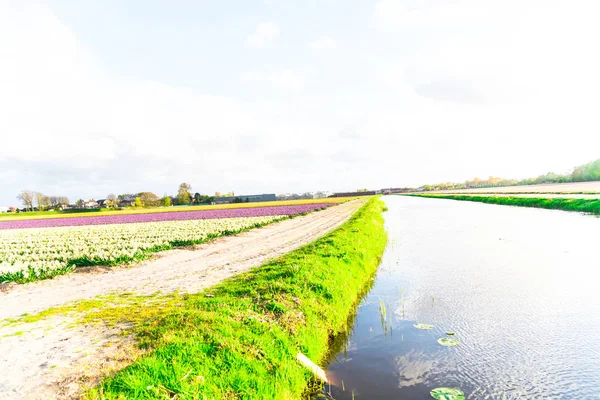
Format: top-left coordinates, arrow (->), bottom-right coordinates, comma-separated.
324,196 -> 600,399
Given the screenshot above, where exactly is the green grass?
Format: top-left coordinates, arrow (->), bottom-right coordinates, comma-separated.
16,198 -> 387,399
407,194 -> 600,215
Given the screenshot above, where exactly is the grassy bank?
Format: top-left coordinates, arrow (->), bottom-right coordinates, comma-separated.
407,194 -> 600,215
36,198 -> 386,399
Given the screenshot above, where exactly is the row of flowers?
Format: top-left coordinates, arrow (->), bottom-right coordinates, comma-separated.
0,204 -> 333,230
0,215 -> 283,283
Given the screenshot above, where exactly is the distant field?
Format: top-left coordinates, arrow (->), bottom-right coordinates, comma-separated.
424,181 -> 600,194
407,194 -> 600,216
432,193 -> 600,199
0,198 -> 351,222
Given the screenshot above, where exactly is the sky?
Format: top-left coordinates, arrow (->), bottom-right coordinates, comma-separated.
1,0 -> 600,206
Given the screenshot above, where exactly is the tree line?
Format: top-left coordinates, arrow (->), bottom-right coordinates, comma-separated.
16,191 -> 69,212
420,158 -> 600,191
12,183 -> 231,212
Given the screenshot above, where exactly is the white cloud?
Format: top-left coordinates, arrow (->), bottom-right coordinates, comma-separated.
241,70 -> 305,90
308,36 -> 336,50
245,21 -> 279,48
373,0 -> 485,30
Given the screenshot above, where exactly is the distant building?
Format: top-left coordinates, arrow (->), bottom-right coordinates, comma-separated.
214,193 -> 276,204
84,200 -> 99,209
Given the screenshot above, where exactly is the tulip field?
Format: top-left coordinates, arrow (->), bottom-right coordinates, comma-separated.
0,203 -> 336,284
0,203 -> 333,230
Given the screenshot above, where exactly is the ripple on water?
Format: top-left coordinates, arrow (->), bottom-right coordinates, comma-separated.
324,196 -> 600,399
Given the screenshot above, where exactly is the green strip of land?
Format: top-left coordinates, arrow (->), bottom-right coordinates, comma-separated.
67,197 -> 387,399
407,194 -> 600,215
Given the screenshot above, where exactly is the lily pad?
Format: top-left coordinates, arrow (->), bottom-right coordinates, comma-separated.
430,387 -> 465,400
445,331 -> 455,336
437,337 -> 460,347
413,323 -> 434,330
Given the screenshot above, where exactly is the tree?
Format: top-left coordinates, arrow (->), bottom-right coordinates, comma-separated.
194,192 -> 201,204
176,183 -> 192,205
17,190 -> 35,212
135,197 -> 143,207
34,192 -> 50,211
118,193 -> 136,202
58,196 -> 69,208
76,199 -> 85,209
138,192 -> 160,207
106,194 -> 118,208
161,196 -> 171,207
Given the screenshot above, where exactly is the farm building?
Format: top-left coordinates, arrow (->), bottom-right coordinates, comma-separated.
84,200 -> 99,209
214,193 -> 276,204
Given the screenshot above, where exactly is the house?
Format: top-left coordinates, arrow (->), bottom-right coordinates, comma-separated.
118,200 -> 135,208
97,199 -> 107,208
214,193 -> 276,204
84,200 -> 99,209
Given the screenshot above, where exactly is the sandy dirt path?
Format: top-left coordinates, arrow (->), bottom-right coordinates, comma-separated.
0,199 -> 364,321
0,199 -> 364,399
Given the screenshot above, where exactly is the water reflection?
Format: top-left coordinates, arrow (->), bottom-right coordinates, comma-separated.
324,196 -> 600,399
395,350 -> 436,388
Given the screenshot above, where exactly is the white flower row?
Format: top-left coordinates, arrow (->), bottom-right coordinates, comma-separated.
0,216 -> 282,277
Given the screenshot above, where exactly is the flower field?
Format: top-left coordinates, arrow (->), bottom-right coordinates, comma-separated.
0,215 -> 285,283
0,203 -> 333,230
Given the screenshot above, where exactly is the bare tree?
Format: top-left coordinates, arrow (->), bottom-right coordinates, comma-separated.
48,196 -> 58,208
34,192 -> 50,211
57,196 -> 69,207
106,194 -> 118,208
16,190 -> 35,212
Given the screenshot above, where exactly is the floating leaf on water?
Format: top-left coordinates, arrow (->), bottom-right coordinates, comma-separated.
430,387 -> 465,400
445,331 -> 455,336
437,337 -> 460,347
414,323 -> 434,330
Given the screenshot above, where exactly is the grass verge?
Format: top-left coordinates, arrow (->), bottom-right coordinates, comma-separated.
407,194 -> 600,215
42,197 -> 385,399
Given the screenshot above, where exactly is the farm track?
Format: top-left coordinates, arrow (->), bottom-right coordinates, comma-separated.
0,199 -> 365,400
0,199 -> 364,320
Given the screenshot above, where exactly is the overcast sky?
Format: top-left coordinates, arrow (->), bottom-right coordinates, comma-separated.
1,0 -> 599,206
